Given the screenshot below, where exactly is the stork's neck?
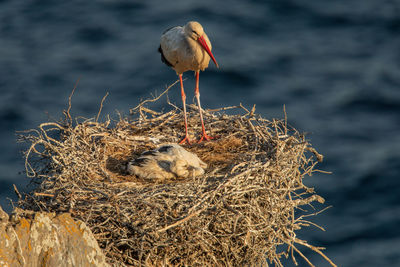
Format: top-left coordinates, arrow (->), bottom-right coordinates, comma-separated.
185,36 -> 199,53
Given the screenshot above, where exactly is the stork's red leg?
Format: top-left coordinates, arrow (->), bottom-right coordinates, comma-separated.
178,74 -> 191,144
194,71 -> 216,143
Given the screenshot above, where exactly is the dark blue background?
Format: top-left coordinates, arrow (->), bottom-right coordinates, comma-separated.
1,0 -> 399,266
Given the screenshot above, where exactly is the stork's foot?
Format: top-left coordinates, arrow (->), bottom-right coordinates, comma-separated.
179,135 -> 192,145
198,132 -> 218,143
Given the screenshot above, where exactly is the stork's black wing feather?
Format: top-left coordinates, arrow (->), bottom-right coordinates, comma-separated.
162,26 -> 174,35
158,45 -> 174,68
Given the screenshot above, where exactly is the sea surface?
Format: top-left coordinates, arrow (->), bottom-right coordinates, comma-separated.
1,0 -> 399,266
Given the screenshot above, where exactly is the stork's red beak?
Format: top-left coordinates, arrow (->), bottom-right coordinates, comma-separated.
198,35 -> 219,68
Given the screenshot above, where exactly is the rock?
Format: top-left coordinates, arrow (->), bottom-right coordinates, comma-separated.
0,206 -> 109,267
127,143 -> 207,182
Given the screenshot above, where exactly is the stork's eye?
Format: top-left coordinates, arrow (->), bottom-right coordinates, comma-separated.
192,30 -> 199,36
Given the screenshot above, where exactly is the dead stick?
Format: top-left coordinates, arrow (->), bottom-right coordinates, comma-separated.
96,92 -> 109,122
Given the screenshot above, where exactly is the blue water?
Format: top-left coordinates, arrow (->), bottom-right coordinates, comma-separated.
1,0 -> 399,266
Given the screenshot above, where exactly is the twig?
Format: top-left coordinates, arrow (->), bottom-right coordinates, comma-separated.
295,238 -> 337,267
206,105 -> 242,112
283,104 -> 287,136
96,92 -> 109,122
13,184 -> 22,199
65,77 -> 80,125
130,80 -> 179,114
34,192 -> 55,197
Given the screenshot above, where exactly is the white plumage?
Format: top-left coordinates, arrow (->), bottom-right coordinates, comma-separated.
127,144 -> 207,182
160,21 -> 216,74
158,21 -> 219,144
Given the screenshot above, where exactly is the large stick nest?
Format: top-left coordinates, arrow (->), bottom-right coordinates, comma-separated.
18,86 -> 335,266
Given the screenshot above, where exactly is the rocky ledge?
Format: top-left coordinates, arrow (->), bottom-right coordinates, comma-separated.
0,206 -> 109,267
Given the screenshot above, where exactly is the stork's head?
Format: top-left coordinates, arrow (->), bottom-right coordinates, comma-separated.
184,21 -> 219,68
184,21 -> 205,40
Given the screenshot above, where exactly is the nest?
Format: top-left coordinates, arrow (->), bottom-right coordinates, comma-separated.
18,86 -> 335,266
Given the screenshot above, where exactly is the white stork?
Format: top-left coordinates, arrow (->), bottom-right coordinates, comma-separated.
158,21 -> 219,144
